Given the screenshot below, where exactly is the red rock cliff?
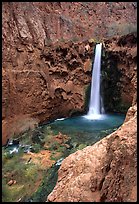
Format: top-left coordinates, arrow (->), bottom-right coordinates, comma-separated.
2,2 -> 137,144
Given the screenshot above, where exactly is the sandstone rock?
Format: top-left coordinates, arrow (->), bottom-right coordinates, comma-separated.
61,92 -> 67,100
65,80 -> 74,93
2,33 -> 137,145
124,104 -> 137,122
2,115 -> 39,146
7,180 -> 16,186
53,133 -> 69,145
2,3 -> 137,202
85,44 -> 90,51
83,59 -> 92,72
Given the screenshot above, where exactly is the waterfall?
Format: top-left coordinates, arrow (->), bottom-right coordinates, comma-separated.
84,43 -> 104,120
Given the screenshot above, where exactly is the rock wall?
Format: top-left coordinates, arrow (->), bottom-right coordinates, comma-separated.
2,40 -> 93,120
2,2 -> 137,52
2,39 -> 95,145
102,33 -> 137,112
2,2 -> 137,144
47,104 -> 137,202
2,33 -> 137,145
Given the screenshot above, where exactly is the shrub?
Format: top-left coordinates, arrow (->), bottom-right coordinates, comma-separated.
48,141 -> 59,151
77,143 -> 87,150
32,143 -> 41,153
107,22 -> 137,37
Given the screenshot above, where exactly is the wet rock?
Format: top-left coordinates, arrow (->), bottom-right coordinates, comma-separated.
23,145 -> 34,153
9,147 -> 19,154
12,139 -> 20,146
102,33 -> 137,113
55,158 -> 64,166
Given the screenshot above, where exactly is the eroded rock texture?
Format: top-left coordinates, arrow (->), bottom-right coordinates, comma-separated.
47,104 -> 137,202
46,32 -> 137,201
2,39 -> 94,145
2,2 -> 137,145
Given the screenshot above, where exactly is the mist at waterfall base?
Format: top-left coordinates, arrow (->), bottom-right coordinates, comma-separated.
42,43 -> 125,146
47,114 -> 125,145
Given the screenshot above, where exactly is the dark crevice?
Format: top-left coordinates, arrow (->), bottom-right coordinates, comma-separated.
98,177 -> 105,191
100,193 -> 107,202
105,163 -> 111,173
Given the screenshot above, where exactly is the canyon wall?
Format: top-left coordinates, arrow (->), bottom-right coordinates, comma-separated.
2,2 -> 137,144
102,33 -> 137,112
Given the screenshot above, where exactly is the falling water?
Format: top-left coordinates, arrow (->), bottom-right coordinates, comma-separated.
84,43 -> 104,120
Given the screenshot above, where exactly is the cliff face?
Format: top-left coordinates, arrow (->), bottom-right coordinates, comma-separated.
2,2 -> 137,51
2,39 -> 94,145
102,33 -> 137,112
2,2 -> 137,143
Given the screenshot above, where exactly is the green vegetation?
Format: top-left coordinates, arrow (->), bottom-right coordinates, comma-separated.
107,22 -> 137,37
77,143 -> 87,150
84,84 -> 91,113
89,38 -> 103,44
101,50 -> 131,113
2,125 -> 72,202
26,165 -> 60,202
2,149 -> 42,202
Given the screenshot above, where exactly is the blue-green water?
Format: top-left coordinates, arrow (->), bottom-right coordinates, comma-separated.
41,113 -> 125,146
2,113 -> 125,202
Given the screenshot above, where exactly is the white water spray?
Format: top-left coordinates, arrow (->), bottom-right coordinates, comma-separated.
84,43 -> 104,120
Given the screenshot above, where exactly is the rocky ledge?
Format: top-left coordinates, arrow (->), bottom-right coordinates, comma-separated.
47,103 -> 137,202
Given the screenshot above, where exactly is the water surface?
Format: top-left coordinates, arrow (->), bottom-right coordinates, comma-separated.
41,113 -> 125,146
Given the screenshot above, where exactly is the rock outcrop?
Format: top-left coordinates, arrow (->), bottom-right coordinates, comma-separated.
47,103 -> 137,202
